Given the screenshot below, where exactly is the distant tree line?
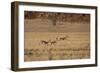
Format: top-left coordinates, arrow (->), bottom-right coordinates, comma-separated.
24,11 -> 90,25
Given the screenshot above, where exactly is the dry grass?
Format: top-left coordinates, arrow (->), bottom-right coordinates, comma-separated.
24,32 -> 90,61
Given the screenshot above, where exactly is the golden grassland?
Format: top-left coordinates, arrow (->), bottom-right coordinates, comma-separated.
24,32 -> 90,61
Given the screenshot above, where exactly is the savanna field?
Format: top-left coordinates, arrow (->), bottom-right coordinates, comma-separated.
24,32 -> 90,61
24,12 -> 90,61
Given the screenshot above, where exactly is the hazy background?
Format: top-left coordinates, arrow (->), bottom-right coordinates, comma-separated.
24,12 -> 90,32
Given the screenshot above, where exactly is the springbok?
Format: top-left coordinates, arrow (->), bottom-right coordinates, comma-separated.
50,41 -> 56,45
41,40 -> 49,45
59,35 -> 69,40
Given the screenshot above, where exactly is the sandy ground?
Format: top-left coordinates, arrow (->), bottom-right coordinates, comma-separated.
24,19 -> 90,32
24,32 -> 90,61
24,18 -> 90,61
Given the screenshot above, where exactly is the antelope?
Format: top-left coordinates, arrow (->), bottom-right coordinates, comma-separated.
59,35 -> 69,40
50,41 -> 56,45
41,40 -> 49,45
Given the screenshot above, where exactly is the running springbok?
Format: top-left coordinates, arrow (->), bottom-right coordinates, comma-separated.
58,35 -> 69,41
41,40 -> 49,45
